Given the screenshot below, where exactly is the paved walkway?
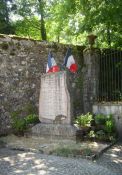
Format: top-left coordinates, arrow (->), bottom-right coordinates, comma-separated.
0,143 -> 121,175
96,142 -> 122,175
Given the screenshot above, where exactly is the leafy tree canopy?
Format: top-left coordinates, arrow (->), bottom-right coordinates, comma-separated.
0,0 -> 15,34
1,0 -> 122,48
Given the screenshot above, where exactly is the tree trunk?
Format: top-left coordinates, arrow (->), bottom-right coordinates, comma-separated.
57,35 -> 60,43
107,25 -> 111,48
40,13 -> 47,40
38,0 -> 47,41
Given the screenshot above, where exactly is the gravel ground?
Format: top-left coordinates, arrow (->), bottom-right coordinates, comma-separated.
0,146 -> 120,175
0,136 -> 122,175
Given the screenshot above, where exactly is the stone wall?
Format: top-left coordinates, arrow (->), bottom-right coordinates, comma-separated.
0,34 -> 84,135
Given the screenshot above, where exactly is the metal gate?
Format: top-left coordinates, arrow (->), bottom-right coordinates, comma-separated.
98,49 -> 122,102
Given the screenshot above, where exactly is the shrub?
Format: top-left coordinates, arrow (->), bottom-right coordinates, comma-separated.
95,130 -> 106,140
75,113 -> 93,127
104,115 -> 116,134
25,114 -> 40,125
94,114 -> 106,125
74,113 -> 117,142
88,130 -> 96,138
11,110 -> 39,135
11,115 -> 27,135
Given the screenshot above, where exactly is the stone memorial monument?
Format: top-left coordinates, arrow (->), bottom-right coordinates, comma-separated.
39,71 -> 72,124
31,71 -> 77,139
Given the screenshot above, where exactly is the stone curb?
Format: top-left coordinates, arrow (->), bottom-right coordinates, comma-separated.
93,141 -> 116,160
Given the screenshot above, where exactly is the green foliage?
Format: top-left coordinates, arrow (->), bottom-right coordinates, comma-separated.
44,0 -> 122,47
13,0 -> 47,40
81,148 -> 92,156
88,130 -> 96,138
104,115 -> 116,134
50,147 -> 93,157
11,112 -> 27,134
105,120 -> 114,133
11,110 -> 22,119
11,104 -> 39,135
0,0 -> 15,34
24,103 -> 37,115
75,113 -> 117,142
25,114 -> 39,125
95,114 -> 106,125
75,112 -> 93,127
0,0 -> 121,47
50,147 -> 74,157
95,114 -> 116,134
14,17 -> 41,40
95,130 -> 106,140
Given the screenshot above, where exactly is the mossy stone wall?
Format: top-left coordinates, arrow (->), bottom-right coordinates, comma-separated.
0,34 -> 84,135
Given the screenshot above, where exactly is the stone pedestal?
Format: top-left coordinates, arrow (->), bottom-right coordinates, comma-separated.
39,71 -> 73,124
31,123 -> 78,140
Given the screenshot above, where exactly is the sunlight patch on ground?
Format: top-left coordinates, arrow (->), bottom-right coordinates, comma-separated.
113,148 -> 121,152
3,157 -> 11,161
14,170 -> 24,173
113,159 -> 122,164
110,153 -> 118,158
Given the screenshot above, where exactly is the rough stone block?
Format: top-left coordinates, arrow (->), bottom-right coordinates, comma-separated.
39,71 -> 73,124
31,123 -> 78,140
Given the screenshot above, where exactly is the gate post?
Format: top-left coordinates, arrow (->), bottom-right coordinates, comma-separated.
82,46 -> 100,113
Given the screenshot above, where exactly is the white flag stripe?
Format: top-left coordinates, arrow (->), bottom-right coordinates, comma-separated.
46,64 -> 49,73
51,57 -> 57,66
66,55 -> 75,69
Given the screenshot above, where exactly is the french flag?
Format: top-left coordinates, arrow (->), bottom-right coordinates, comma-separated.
46,52 -> 60,73
63,48 -> 78,73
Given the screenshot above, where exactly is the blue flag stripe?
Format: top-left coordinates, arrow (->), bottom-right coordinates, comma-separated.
64,48 -> 72,66
48,52 -> 53,68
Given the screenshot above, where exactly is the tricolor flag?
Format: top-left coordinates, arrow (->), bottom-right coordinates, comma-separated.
46,52 -> 60,73
63,48 -> 78,73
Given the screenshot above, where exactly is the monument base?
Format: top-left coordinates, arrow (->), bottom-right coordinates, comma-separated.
30,123 -> 78,140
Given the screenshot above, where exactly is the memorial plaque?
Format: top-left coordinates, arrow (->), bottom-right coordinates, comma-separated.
39,71 -> 72,124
